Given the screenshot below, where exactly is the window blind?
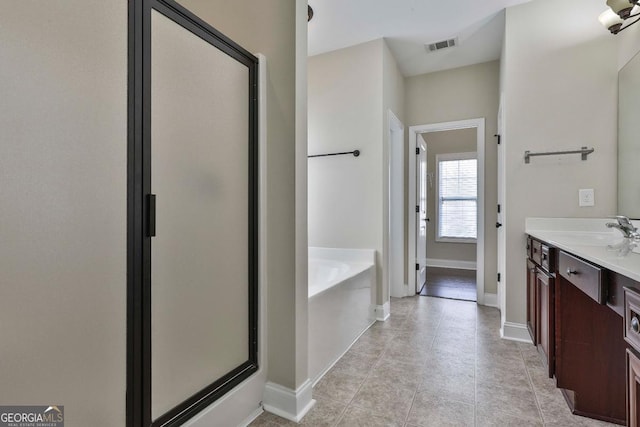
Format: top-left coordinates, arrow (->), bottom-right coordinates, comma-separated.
438,157 -> 477,240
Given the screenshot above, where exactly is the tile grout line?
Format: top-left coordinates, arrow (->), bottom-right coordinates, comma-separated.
314,314 -> 397,426
474,305 -> 478,427
518,343 -> 546,426
308,298 -> 481,427
403,304 -> 443,427
334,335 -> 390,426
402,305 -> 425,427
258,301 -> 542,427
332,315 -> 404,427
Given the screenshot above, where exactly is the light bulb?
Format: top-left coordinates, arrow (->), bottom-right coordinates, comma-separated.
607,0 -> 634,18
599,9 -> 624,33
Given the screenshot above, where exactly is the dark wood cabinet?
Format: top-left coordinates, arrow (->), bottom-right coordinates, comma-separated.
555,270 -> 626,424
525,238 -> 555,374
526,236 -> 639,426
625,288 -> 640,427
559,251 -> 605,304
527,259 -> 537,343
536,268 -> 554,378
531,239 -> 542,266
628,349 -> 640,427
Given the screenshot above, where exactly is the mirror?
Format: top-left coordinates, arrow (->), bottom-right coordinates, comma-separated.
618,50 -> 640,219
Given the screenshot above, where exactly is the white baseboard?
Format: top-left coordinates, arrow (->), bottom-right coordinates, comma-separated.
374,302 -> 390,321
262,380 -> 315,423
500,321 -> 533,343
483,293 -> 498,308
185,370 -> 266,427
426,258 -> 477,270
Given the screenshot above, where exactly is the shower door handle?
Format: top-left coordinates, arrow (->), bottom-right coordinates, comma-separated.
147,194 -> 156,237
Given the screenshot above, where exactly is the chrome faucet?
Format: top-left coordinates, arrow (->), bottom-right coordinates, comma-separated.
606,215 -> 640,239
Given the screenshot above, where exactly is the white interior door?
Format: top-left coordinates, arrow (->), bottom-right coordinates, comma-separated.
416,137 -> 428,292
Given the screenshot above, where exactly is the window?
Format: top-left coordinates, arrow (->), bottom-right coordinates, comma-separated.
436,152 -> 477,242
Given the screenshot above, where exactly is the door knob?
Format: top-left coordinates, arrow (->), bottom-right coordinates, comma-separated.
632,316 -> 639,333
496,222 -> 503,228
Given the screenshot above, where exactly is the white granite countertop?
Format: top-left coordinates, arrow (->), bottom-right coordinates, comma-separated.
525,218 -> 640,283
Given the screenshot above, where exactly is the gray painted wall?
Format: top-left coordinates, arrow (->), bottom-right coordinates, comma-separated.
405,60 -> 500,294
0,2 -> 128,425
308,38 -> 405,305
501,0 -> 618,325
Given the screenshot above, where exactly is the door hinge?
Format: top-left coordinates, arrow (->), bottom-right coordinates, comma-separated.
415,263 -> 420,271
497,273 -> 501,282
416,205 -> 420,213
497,204 -> 501,213
416,147 -> 420,155
495,134 -> 501,145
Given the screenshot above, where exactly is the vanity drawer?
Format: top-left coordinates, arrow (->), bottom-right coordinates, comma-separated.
559,251 -> 605,304
540,244 -> 554,273
531,240 -> 542,265
624,288 -> 640,353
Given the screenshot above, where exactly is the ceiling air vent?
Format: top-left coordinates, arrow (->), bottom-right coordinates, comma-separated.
425,37 -> 458,53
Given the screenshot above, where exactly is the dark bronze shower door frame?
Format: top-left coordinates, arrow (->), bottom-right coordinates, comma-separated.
127,1 -> 259,426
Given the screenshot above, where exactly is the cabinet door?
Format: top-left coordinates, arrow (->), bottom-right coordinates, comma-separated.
556,275 -> 626,423
629,349 -> 640,427
527,259 -> 537,344
537,269 -> 555,378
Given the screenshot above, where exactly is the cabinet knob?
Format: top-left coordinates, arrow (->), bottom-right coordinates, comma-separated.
566,268 -> 578,276
632,316 -> 639,334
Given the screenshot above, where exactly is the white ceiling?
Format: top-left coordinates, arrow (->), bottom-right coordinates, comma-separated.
307,0 -> 531,76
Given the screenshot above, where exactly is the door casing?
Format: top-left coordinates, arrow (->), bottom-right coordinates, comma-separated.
407,118 -> 486,304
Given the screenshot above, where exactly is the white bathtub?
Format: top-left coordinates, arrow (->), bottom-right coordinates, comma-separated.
308,247 -> 376,383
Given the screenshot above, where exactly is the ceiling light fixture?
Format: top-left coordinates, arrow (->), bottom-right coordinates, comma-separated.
600,0 -> 640,34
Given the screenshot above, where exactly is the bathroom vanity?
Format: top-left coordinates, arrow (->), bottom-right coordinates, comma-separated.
526,218 -> 640,426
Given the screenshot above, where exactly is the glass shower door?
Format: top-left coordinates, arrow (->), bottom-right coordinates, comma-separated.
145,5 -> 258,424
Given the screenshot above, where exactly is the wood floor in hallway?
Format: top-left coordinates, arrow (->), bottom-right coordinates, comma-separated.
419,267 -> 477,302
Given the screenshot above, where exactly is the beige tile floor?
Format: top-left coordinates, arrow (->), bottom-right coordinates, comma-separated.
251,296 -> 618,427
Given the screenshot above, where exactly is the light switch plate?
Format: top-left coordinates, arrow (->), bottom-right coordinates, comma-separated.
579,189 -> 595,207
